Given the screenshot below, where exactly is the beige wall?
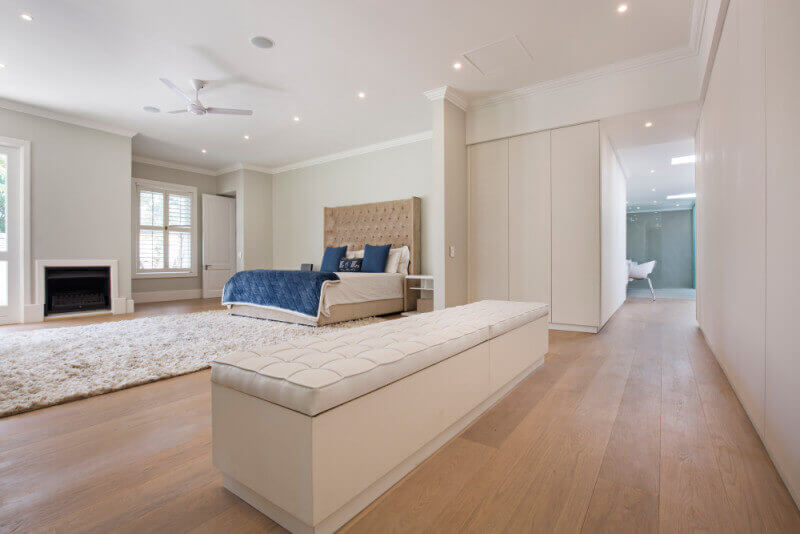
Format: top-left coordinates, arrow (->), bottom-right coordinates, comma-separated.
696,0 -> 800,506
0,107 -> 132,303
271,140 -> 433,273
433,100 -> 468,309
216,168 -> 273,272
599,130 -> 627,326
131,162 -> 218,294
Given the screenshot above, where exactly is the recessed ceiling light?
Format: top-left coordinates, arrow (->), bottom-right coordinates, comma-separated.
0,63 -> 5,69
20,12 -> 33,21
250,36 -> 274,49
357,91 -> 366,99
453,62 -> 462,70
201,149 -> 207,154
617,4 -> 628,13
293,116 -> 300,122
666,192 -> 696,199
651,188 -> 656,192
142,106 -> 160,113
671,154 -> 696,165
243,134 -> 250,140
644,121 -> 653,128
650,169 -> 655,174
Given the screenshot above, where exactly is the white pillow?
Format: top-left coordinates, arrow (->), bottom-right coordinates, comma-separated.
385,248 -> 402,273
396,246 -> 410,275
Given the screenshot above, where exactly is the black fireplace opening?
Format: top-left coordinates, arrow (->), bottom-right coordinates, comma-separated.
44,267 -> 111,316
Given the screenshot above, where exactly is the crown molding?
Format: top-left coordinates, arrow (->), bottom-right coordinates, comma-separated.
132,156 -> 217,176
214,163 -> 243,176
240,163 -> 275,175
470,45 -> 697,110
424,86 -> 468,111
0,98 -> 137,138
268,131 -> 433,175
471,0 -> 709,111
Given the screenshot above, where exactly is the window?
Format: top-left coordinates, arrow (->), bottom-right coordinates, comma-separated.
133,178 -> 197,277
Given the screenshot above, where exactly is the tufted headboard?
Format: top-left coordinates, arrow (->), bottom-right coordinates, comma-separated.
324,197 -> 421,275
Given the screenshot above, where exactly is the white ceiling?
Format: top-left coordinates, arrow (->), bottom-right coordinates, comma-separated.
1,0 -> 696,171
602,102 -> 699,211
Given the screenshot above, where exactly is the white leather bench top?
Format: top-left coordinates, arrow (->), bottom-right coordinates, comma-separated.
211,300 -> 549,416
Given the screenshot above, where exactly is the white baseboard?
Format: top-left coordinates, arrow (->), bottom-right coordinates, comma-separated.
132,289 -> 203,303
203,289 -> 223,299
23,304 -> 44,323
549,323 -> 599,333
126,299 -> 135,314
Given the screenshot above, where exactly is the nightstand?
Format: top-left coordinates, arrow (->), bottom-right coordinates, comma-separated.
403,275 -> 434,315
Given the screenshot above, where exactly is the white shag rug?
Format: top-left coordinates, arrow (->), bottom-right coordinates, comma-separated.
0,310 -> 380,418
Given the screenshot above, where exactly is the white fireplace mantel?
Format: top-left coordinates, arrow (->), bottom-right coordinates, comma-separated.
31,259 -> 128,322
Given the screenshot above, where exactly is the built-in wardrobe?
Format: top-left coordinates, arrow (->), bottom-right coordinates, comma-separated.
468,121 -> 620,332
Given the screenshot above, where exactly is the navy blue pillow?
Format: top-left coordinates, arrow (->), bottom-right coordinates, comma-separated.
361,244 -> 392,273
320,246 -> 347,272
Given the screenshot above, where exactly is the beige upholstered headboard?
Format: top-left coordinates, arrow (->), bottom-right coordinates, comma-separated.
324,197 -> 421,275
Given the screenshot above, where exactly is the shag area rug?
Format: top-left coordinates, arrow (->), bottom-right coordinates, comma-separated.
0,310 -> 380,418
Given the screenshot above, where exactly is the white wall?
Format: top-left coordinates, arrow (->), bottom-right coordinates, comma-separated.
764,0 -> 800,508
131,162 -> 217,294
696,0 -> 800,506
599,130 -> 627,326
0,107 -> 133,304
271,140 -> 433,273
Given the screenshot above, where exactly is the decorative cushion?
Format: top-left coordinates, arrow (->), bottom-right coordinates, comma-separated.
320,246 -> 347,273
361,244 -> 391,273
338,258 -> 362,272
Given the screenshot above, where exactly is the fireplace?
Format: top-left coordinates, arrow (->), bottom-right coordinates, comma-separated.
44,266 -> 111,316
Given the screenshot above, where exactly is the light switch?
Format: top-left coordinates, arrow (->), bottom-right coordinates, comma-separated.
449,245 -> 456,258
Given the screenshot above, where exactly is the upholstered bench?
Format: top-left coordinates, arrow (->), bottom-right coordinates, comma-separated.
211,300 -> 550,534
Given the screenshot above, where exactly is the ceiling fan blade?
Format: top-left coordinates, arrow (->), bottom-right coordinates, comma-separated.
167,109 -> 188,114
160,78 -> 194,104
206,107 -> 253,116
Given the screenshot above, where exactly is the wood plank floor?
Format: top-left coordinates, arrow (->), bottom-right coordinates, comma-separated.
1,298 -> 798,533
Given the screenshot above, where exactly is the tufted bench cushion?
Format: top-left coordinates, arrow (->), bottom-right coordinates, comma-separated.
211,300 -> 549,416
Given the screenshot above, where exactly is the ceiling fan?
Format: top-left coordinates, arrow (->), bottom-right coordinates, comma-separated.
157,78 -> 253,116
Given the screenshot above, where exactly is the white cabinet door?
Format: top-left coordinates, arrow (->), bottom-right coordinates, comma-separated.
509,131 -> 551,305
202,194 -> 236,299
551,122 -> 600,327
468,139 -> 509,302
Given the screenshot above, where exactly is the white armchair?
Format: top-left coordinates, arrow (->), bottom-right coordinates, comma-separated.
628,260 -> 657,300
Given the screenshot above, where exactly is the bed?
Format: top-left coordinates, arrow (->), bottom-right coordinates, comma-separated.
223,197 -> 421,326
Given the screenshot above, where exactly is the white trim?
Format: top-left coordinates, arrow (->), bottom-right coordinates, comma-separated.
33,259 -> 124,322
132,156 -> 217,176
268,131 -> 433,174
0,136 -> 31,324
470,46 -> 696,110
424,86 -> 468,111
215,162 -> 274,176
0,98 -> 137,138
132,289 -> 203,303
132,178 -> 199,279
548,323 -> 599,333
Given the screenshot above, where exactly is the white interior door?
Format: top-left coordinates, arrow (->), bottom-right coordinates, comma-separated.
202,194 -> 236,299
0,146 -> 20,324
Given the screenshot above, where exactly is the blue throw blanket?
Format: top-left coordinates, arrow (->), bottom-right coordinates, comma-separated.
222,270 -> 340,317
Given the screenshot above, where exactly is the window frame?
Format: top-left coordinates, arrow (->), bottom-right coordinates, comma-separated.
132,178 -> 198,279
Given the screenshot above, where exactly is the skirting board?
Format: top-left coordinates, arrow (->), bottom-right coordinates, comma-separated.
22,299 -> 134,323
222,356 -> 545,534
549,323 -> 599,333
132,289 -> 203,303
